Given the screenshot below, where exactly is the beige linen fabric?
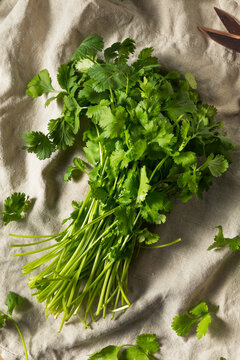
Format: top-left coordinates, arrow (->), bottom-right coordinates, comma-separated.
0,0 -> 240,359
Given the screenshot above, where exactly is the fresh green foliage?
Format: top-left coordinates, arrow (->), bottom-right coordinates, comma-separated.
88,333 -> 160,360
0,292 -> 28,359
16,34 -> 235,331
26,69 -> 56,97
208,226 -> 240,251
171,301 -> 218,339
1,192 -> 30,225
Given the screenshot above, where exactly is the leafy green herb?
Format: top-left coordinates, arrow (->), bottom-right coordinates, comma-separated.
88,333 -> 160,360
1,192 -> 30,225
171,301 -> 219,339
208,226 -> 240,251
0,292 -> 28,359
14,35 -> 235,331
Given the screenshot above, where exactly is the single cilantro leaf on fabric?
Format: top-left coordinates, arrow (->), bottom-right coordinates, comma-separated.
208,154 -> 228,177
136,228 -> 159,245
5,292 -> 23,316
136,333 -> 160,355
26,69 -> 56,97
196,313 -> 211,339
119,347 -> 149,360
88,345 -> 120,360
71,34 -> 104,61
137,166 -> 151,203
189,301 -> 208,316
208,225 -> 240,251
0,314 -> 8,328
22,131 -> 55,160
2,192 -> 30,225
172,301 -> 218,339
184,72 -> 197,89
171,314 -> 197,336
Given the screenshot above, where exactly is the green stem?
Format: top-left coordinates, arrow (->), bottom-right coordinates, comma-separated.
150,154 -> 169,182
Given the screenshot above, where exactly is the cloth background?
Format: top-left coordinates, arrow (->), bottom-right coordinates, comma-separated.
0,0 -> 240,359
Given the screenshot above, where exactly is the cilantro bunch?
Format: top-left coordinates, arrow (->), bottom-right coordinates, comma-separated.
12,35 -> 235,331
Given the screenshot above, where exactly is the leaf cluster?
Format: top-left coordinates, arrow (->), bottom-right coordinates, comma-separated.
1,192 -> 30,225
171,301 -> 218,339
88,333 -> 160,360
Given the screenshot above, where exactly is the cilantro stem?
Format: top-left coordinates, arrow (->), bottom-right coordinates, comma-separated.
149,154 -> 169,181
141,237 -> 181,248
0,312 -> 28,360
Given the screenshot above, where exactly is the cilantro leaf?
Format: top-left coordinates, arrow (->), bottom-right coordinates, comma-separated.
208,154 -> 228,177
5,291 -> 23,316
49,118 -> 75,150
171,314 -> 197,336
2,192 -> 30,225
184,72 -> 197,89
88,63 -> 127,91
136,333 -> 160,355
208,225 -> 240,251
71,34 -> 104,61
196,313 -> 211,339
88,345 -> 120,360
57,63 -> 77,91
22,131 -> 55,160
26,69 -> 55,97
137,166 -> 151,203
136,228 -> 159,245
172,301 -> 218,339
173,151 -> 196,168
76,58 -> 95,73
119,347 -> 148,360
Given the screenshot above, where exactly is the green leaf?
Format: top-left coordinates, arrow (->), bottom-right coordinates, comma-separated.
0,314 -> 8,328
184,72 -> 197,89
5,292 -> 23,316
71,34 -> 104,61
189,301 -> 208,316
88,63 -> 127,91
196,313 -> 211,339
119,347 -> 148,360
136,333 -> 160,354
22,131 -> 55,160
57,64 -> 77,91
136,228 -> 159,245
26,69 -> 55,97
76,58 -> 95,72
84,141 -> 100,166
88,345 -> 120,360
64,166 -> 75,181
3,192 -> 30,225
173,152 -> 196,167
171,314 -> 197,336
208,154 -> 228,177
137,166 -> 151,203
91,186 -> 108,203
208,225 -> 240,252
49,118 -> 75,150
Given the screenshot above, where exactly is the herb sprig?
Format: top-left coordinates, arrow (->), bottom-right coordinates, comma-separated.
0,292 -> 28,360
12,34 -> 235,331
171,301 -> 219,339
0,193 -> 30,225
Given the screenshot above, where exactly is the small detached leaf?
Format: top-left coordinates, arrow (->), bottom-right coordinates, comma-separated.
5,292 -> 23,316
2,192 -> 30,225
172,301 -> 218,339
208,154 -> 228,177
184,72 -> 197,90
